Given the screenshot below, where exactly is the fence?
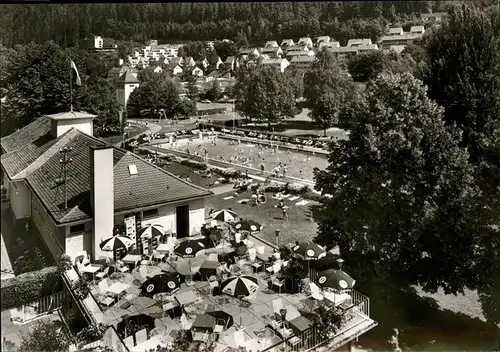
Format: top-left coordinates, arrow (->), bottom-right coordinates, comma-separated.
11,290 -> 69,323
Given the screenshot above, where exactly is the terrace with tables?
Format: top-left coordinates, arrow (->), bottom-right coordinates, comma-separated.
73,214 -> 376,351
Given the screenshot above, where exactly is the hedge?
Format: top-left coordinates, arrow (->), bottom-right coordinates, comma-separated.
179,158 -> 208,170
0,266 -> 63,310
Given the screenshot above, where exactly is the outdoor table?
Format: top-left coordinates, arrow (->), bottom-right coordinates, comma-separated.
122,254 -> 142,265
105,282 -> 130,298
289,316 -> 312,335
79,265 -> 102,282
192,314 -> 217,332
200,261 -> 219,278
175,290 -> 199,306
157,243 -> 172,253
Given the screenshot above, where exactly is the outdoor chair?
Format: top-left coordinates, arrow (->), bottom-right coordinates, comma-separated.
95,267 -> 110,281
208,253 -> 219,262
180,313 -> 193,330
271,276 -> 285,294
123,336 -> 135,349
135,329 -> 148,345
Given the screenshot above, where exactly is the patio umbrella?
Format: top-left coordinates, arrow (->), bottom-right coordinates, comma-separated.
138,224 -> 168,239
174,240 -> 205,258
140,273 -> 180,297
128,296 -> 158,309
316,269 -> 356,291
206,310 -> 234,329
211,209 -> 238,222
293,242 -> 327,277
100,234 -> 134,252
174,240 -> 205,285
234,220 -> 262,233
221,275 -> 259,297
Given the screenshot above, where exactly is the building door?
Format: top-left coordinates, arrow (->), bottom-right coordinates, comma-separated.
176,205 -> 190,238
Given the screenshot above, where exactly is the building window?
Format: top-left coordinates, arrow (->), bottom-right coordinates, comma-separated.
129,85 -> 136,88
69,224 -> 85,233
143,208 -> 159,219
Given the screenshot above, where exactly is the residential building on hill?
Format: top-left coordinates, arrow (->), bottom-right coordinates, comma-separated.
264,40 -> 279,48
297,37 -> 313,49
261,46 -> 283,58
410,25 -> 425,35
1,113 -> 212,262
289,56 -> 316,76
421,12 -> 448,23
318,41 -> 340,51
260,58 -> 290,73
379,33 -> 423,49
388,27 -> 404,36
280,39 -> 294,47
347,38 -> 373,47
316,36 -> 331,45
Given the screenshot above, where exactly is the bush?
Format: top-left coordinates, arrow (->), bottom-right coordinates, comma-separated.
0,266 -> 63,310
302,189 -> 325,202
179,158 -> 208,170
160,154 -> 179,162
264,181 -> 285,193
220,167 -> 240,178
250,183 -> 260,192
285,182 -> 310,195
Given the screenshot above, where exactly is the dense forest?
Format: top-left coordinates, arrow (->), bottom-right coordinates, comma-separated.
0,2 -> 473,48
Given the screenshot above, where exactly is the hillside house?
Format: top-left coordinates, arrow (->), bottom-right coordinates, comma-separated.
347,38 -> 373,47
208,55 -> 223,70
378,33 -> 423,49
316,36 -> 331,45
153,66 -> 163,73
410,26 -> 425,35
191,66 -> 204,77
289,56 -> 316,75
326,46 -> 359,60
318,41 -> 340,51
297,37 -> 313,49
238,48 -> 260,60
184,57 -> 196,67
0,113 -> 213,262
225,56 -> 238,71
170,65 -> 183,76
116,71 -> 140,107
260,58 -> 290,73
280,39 -> 294,48
261,46 -> 283,58
264,40 -> 279,48
170,57 -> 184,67
388,27 -> 404,36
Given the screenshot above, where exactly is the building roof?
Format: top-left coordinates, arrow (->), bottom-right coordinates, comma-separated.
410,25 -> 425,32
388,27 -> 404,35
379,34 -> 423,42
265,41 -> 279,47
327,46 -> 359,54
347,39 -> 372,47
2,114 -> 212,224
356,44 -> 379,51
290,56 -> 316,63
316,36 -> 330,43
389,45 -> 406,54
281,39 -> 294,46
261,58 -> 288,65
238,48 -> 257,55
225,56 -> 236,63
261,47 -> 281,53
286,50 -> 312,57
286,44 -> 308,52
298,37 -> 312,43
118,71 -> 140,84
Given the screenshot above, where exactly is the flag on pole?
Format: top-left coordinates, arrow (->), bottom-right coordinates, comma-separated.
70,60 -> 82,86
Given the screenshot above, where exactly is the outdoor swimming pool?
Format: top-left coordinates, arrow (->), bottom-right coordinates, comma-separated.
158,137 -> 329,181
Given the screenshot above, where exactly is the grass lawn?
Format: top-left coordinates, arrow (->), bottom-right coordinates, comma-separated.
162,162 -> 217,189
205,189 -> 319,245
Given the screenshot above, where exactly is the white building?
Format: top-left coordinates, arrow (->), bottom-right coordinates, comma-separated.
116,71 -> 140,108
1,113 -> 212,262
260,58 -> 290,73
347,38 -> 373,47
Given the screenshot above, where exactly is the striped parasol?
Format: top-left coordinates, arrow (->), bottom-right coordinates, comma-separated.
221,275 -> 259,297
138,224 -> 168,239
100,234 -> 134,252
211,209 -> 238,222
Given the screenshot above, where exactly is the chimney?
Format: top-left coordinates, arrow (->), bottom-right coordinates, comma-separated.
90,146 -> 114,260
50,111 -> 95,138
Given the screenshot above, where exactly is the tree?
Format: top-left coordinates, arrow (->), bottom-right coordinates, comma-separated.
20,320 -> 73,352
203,79 -> 222,102
304,50 -> 355,132
347,50 -> 385,82
314,73 -> 478,295
127,76 -> 181,118
213,40 -> 237,61
234,65 -> 296,127
423,3 -> 500,322
178,41 -> 206,61
178,99 -> 196,119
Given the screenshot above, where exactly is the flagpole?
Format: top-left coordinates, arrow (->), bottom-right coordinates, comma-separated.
69,58 -> 73,112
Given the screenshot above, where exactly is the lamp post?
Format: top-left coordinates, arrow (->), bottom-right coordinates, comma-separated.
275,230 -> 280,247
337,258 -> 344,270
